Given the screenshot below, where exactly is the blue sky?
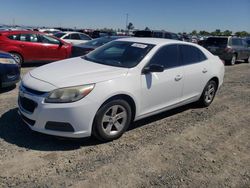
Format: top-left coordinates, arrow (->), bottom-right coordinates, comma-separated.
0,0 -> 249,32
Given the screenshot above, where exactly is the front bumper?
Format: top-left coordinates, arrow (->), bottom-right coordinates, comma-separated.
18,85 -> 99,138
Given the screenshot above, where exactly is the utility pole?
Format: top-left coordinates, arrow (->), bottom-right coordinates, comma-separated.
12,18 -> 15,27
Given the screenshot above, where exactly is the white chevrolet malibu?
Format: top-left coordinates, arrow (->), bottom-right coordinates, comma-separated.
18,38 -> 224,141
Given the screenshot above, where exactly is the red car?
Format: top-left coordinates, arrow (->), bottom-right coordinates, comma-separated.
0,31 -> 72,65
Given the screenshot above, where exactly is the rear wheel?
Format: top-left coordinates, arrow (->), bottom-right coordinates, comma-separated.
244,56 -> 250,63
10,52 -> 23,66
198,80 -> 217,107
230,54 -> 237,65
92,99 -> 132,141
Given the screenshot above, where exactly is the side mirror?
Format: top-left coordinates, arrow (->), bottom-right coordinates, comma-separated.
142,64 -> 164,74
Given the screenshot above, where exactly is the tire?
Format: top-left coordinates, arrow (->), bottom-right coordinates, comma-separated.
230,54 -> 237,65
244,56 -> 250,63
10,52 -> 23,66
198,80 -> 218,107
92,99 -> 132,141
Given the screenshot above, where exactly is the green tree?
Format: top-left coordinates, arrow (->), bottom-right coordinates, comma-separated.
145,27 -> 150,31
211,29 -> 221,36
222,30 -> 232,36
191,30 -> 197,35
235,31 -> 249,37
199,30 -> 210,36
127,22 -> 134,30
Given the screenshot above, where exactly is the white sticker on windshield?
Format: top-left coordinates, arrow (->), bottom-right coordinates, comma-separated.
131,43 -> 148,49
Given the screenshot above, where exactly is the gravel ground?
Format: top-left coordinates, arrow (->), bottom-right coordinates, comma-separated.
0,63 -> 249,188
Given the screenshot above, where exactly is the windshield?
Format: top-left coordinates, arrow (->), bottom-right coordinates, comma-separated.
54,32 -> 66,38
83,41 -> 154,68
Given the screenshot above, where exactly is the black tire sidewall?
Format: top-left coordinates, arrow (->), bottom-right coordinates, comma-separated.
93,99 -> 132,141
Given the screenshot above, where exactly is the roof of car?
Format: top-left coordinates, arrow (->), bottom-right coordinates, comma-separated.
63,31 -> 87,35
116,37 -> 189,45
0,30 -> 43,35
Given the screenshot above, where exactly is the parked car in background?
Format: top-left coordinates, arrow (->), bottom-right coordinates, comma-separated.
0,30 -> 72,65
0,51 -> 20,88
134,30 -> 180,40
71,36 -> 129,57
39,28 -> 61,36
54,32 -> 92,45
91,31 -> 114,38
204,36 -> 250,65
19,38 -> 224,141
244,37 -> 250,47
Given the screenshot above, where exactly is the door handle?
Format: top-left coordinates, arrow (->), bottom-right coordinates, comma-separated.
20,44 -> 25,47
175,75 -> 182,81
202,68 -> 208,73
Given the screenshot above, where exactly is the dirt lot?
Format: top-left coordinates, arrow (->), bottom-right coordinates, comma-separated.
0,63 -> 249,188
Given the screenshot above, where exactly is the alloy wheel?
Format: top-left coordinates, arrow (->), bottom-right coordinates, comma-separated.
204,83 -> 216,104
231,55 -> 236,65
101,105 -> 128,136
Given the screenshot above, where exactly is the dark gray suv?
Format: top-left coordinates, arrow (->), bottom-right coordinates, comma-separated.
204,37 -> 250,65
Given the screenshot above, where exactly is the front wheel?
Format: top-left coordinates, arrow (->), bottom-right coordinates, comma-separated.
198,80 -> 218,107
92,99 -> 132,141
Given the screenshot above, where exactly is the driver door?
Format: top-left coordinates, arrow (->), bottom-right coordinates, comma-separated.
39,34 -> 68,61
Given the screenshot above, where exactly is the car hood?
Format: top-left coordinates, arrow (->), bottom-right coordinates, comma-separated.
29,57 -> 129,89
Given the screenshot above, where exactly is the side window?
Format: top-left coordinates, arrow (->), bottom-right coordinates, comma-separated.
180,45 -> 207,65
64,34 -> 70,39
149,44 -> 179,69
70,34 -> 80,40
40,35 -> 60,45
19,34 -> 39,42
8,34 -> 20,40
79,34 -> 91,40
232,38 -> 243,46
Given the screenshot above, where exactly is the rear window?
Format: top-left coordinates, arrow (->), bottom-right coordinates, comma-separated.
180,45 -> 207,65
206,37 -> 228,47
153,32 -> 164,38
134,31 -> 152,37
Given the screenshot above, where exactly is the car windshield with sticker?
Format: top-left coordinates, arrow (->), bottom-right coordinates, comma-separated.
83,41 -> 155,68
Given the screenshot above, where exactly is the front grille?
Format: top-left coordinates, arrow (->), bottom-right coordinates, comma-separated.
19,96 -> 37,113
22,85 -> 47,96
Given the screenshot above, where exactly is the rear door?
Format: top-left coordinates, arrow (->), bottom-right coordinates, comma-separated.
179,44 -> 210,101
18,33 -> 45,61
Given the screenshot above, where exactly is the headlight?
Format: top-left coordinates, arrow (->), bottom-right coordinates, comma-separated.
0,58 -> 16,64
45,84 -> 95,103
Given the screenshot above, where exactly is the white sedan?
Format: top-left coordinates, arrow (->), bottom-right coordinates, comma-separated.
54,32 -> 92,45
18,38 -> 224,141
